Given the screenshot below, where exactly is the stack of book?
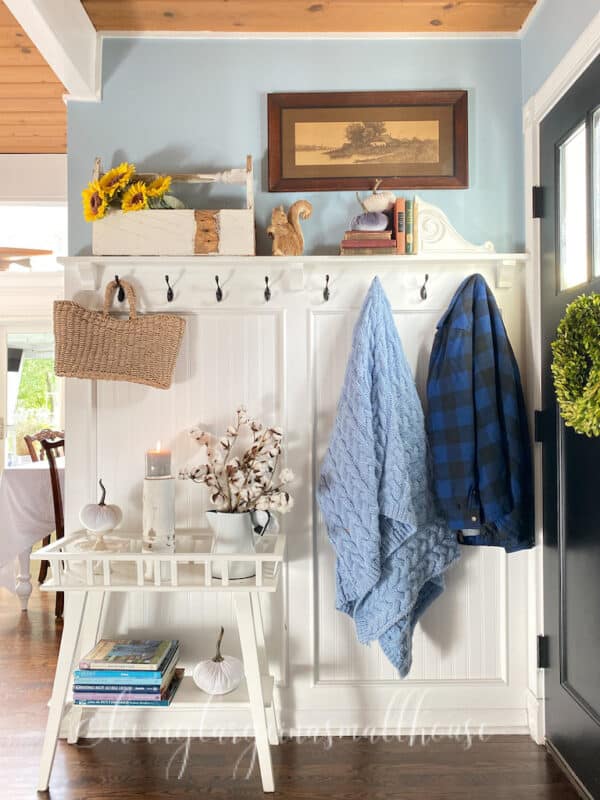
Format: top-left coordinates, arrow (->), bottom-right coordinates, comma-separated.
73,639 -> 182,707
340,198 -> 419,255
339,228 -> 396,256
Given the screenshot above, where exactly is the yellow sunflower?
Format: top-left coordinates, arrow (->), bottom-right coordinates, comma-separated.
82,181 -> 108,222
146,175 -> 172,198
121,181 -> 148,213
99,162 -> 135,198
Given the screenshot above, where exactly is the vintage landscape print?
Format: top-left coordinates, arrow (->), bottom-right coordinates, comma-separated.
294,120 -> 440,166
268,91 -> 468,190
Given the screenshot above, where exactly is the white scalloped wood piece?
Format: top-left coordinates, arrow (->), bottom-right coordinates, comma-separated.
416,195 -> 496,255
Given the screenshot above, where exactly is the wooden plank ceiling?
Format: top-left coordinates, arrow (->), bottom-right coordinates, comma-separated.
0,3 -> 66,154
83,0 -> 538,33
0,0 -> 538,155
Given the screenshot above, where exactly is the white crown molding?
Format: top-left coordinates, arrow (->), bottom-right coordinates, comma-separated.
98,30 -> 520,42
528,9 -> 600,123
518,0 -> 549,40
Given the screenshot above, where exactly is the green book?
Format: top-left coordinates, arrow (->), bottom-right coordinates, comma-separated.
405,199 -> 414,255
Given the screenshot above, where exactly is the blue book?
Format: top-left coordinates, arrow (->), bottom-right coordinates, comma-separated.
73,683 -> 163,694
73,676 -> 163,686
73,670 -> 182,707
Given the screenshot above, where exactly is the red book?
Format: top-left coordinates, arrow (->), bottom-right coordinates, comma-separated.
344,230 -> 392,240
393,198 -> 406,254
340,238 -> 398,248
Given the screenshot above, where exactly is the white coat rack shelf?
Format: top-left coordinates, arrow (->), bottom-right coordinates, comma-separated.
62,197 -> 527,294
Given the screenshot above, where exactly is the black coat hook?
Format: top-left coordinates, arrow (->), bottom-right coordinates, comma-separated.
264,276 -> 271,303
165,275 -> 174,302
114,275 -> 125,302
215,275 -> 223,302
323,274 -> 330,302
420,274 -> 429,301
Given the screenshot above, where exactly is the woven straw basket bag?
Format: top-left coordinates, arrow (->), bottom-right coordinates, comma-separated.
54,279 -> 186,390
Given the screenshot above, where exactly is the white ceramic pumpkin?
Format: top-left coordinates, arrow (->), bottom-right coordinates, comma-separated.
356,179 -> 397,213
79,479 -> 122,539
192,628 -> 244,696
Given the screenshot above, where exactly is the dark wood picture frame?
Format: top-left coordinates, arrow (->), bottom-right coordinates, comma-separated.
268,90 -> 468,192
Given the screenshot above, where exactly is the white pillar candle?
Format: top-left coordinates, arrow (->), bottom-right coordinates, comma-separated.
145,441 -> 171,478
143,476 -> 175,581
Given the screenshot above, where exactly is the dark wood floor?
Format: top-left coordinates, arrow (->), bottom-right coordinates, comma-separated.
0,586 -> 579,800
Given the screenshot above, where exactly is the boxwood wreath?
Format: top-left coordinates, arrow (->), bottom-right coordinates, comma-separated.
551,293 -> 600,437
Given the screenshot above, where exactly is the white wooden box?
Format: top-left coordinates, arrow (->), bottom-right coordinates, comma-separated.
92,208 -> 255,256
91,155 -> 255,256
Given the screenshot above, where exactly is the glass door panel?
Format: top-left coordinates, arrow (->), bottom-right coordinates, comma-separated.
558,121 -> 588,290
593,107 -> 600,277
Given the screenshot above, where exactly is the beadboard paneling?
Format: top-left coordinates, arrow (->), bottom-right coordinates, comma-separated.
312,307 -> 507,684
64,260 -> 531,734
95,309 -> 286,678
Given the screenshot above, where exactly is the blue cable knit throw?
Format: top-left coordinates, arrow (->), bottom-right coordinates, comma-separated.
317,277 -> 460,677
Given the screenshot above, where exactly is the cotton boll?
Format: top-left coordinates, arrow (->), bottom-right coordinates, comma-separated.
279,468 -> 294,484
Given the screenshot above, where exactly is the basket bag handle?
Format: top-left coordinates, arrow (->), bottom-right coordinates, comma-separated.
103,279 -> 137,320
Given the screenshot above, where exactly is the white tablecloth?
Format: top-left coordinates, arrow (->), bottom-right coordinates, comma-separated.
0,458 -> 64,591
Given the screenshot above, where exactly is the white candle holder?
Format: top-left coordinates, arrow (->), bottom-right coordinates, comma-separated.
143,475 -> 175,580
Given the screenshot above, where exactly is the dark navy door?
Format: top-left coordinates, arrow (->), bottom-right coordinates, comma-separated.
540,54 -> 600,797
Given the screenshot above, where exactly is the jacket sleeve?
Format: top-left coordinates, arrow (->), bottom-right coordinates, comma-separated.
427,317 -> 477,529
472,287 -> 514,524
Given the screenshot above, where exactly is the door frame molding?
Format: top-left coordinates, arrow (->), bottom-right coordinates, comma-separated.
522,9 -> 600,745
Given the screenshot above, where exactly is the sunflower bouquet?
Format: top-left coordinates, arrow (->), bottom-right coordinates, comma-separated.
82,162 -> 184,222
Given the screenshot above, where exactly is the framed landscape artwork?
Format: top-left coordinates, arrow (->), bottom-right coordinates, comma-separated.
267,90 -> 468,191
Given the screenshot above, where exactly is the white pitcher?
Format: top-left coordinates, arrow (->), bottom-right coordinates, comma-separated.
206,510 -> 272,580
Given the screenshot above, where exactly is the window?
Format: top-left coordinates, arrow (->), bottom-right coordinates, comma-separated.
5,332 -> 61,467
593,107 -> 600,277
558,122 -> 588,290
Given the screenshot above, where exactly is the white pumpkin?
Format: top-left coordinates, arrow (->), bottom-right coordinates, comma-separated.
356,179 -> 396,213
79,479 -> 122,534
192,627 -> 244,696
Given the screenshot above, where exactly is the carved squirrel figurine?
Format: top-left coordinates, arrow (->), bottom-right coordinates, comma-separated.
267,199 -> 312,256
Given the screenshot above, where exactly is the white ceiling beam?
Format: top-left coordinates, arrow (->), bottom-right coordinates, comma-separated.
3,0 -> 99,100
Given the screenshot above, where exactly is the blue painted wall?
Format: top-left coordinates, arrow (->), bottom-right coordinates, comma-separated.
522,0 -> 599,101
68,37 -> 524,256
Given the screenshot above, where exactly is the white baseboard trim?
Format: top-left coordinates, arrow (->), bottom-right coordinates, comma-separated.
60,705 -> 530,741
526,688 -> 545,745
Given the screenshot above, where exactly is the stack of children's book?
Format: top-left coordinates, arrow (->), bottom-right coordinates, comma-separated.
340,198 -> 419,255
73,639 -> 182,706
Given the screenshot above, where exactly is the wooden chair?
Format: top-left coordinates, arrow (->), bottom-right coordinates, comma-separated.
23,429 -> 64,462
24,430 -> 64,583
40,438 -> 65,619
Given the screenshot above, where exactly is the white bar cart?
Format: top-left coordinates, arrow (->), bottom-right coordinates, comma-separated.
31,529 -> 286,793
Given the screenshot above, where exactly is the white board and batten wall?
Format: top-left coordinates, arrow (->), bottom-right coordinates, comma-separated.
61,219 -> 536,740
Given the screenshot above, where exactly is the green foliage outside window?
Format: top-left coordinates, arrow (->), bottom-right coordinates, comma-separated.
12,358 -> 57,457
17,358 -> 56,411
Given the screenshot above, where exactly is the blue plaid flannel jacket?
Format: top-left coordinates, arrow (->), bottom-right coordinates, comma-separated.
426,274 -> 534,553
